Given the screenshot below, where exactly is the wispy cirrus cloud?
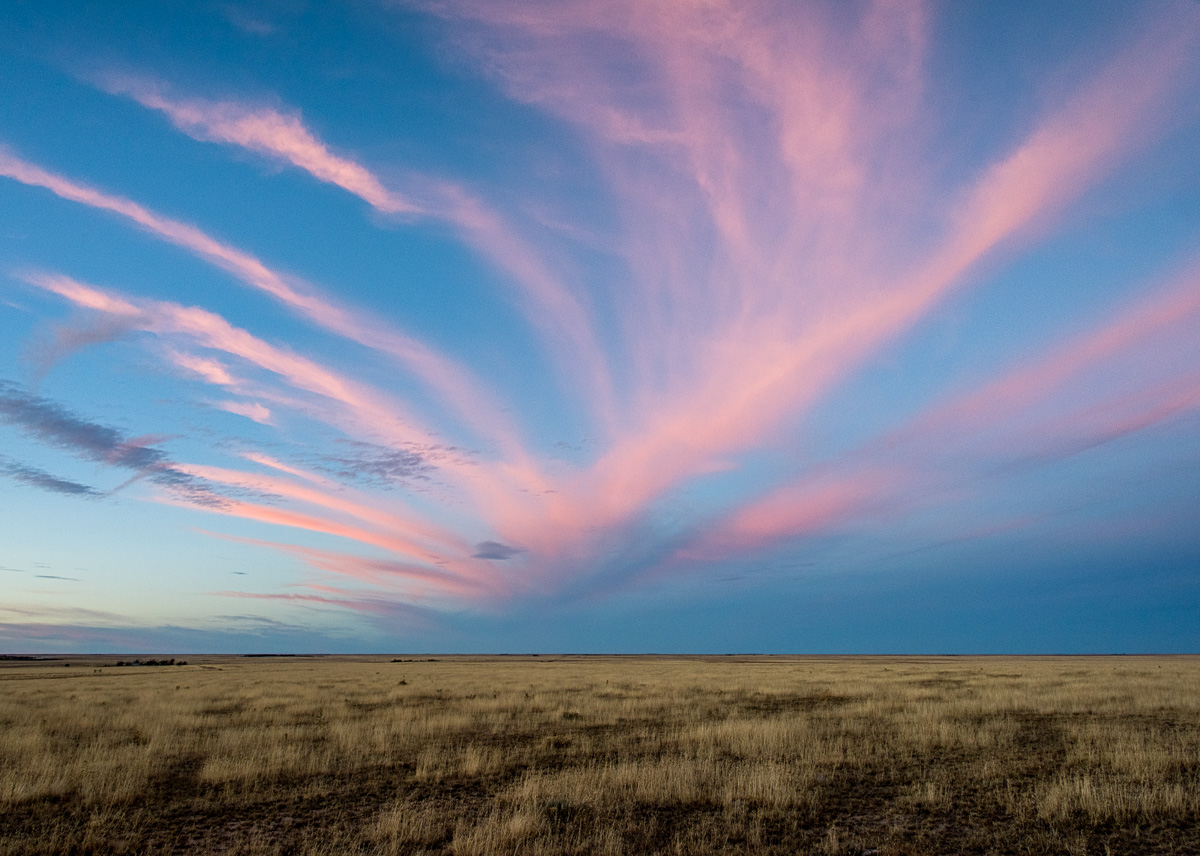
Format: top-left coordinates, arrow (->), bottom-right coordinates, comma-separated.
240,451 -> 337,487
220,537 -> 496,602
0,146 -> 528,458
909,262 -> 1200,452
181,465 -> 471,559
92,74 -> 618,427
96,74 -> 423,215
169,350 -> 236,386
22,272 -> 437,446
214,586 -> 438,627
188,496 -> 505,596
17,273 -> 529,602
20,272 -> 570,540
661,254 -> 1200,568
213,399 -> 273,425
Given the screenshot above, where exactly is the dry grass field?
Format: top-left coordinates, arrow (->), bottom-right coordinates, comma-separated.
1,655 -> 1197,855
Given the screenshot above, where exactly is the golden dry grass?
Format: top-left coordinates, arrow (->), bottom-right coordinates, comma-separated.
1,654 -> 1197,854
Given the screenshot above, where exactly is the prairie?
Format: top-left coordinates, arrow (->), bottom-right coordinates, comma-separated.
1,655 -> 1197,854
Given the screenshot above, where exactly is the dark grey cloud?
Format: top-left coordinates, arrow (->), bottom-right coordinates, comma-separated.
0,455 -> 102,497
473,540 -> 523,560
1,380 -> 167,469
0,380 -> 227,506
35,574 -> 80,582
317,439 -> 433,488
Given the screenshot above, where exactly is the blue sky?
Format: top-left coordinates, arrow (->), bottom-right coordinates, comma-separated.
1,0 -> 1198,653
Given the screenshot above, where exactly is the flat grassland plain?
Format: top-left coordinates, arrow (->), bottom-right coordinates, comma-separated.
1,656 -> 1198,855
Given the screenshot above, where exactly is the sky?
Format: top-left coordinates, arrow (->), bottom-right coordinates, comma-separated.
1,0 -> 1199,654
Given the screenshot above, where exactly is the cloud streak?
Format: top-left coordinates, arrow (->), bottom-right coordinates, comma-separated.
98,75 -> 423,215
0,454 -> 102,498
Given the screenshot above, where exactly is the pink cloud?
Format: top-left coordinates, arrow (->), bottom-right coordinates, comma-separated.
668,257 -> 1200,567
917,12 -> 1200,298
436,186 -> 618,429
202,529 -> 493,602
99,75 -> 422,215
677,468 -> 900,562
178,495 -> 474,581
24,272 -> 565,528
0,148 -> 528,457
214,400 -> 272,424
214,587 -> 436,624
24,272 -> 438,445
239,451 -> 336,487
168,349 -> 236,386
175,462 -> 470,557
23,272 -> 567,591
96,74 -> 618,431
914,263 -> 1200,444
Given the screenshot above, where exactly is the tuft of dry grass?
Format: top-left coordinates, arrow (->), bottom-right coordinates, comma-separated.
1,654 -> 1198,854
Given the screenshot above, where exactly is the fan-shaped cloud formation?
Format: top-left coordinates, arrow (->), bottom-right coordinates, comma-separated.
2,0 -> 1199,649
